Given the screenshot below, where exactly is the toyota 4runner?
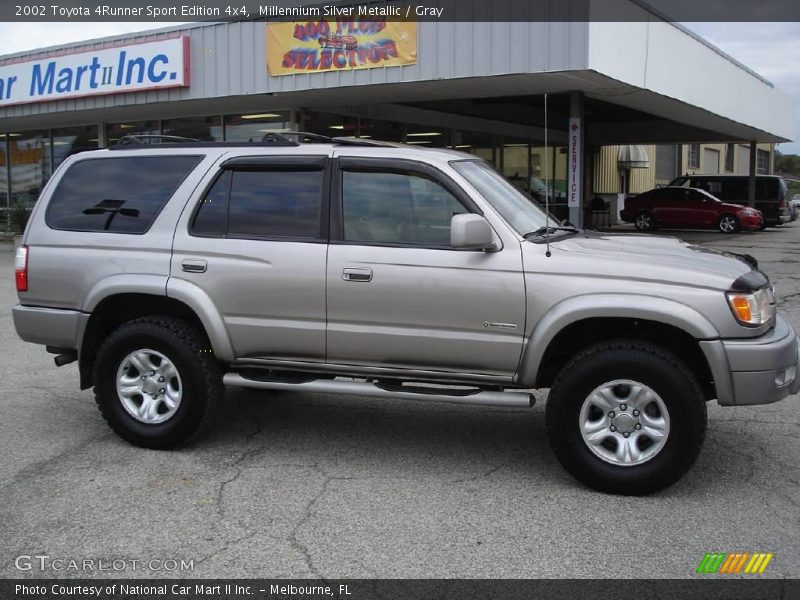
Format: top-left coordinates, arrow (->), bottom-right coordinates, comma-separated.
12,135 -> 800,495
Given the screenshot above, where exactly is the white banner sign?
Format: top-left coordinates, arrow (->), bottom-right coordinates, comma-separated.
567,117 -> 582,209
0,37 -> 189,107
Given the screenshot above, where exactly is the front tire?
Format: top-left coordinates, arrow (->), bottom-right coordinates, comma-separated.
718,214 -> 740,233
546,340 -> 706,495
93,316 -> 223,449
634,211 -> 656,231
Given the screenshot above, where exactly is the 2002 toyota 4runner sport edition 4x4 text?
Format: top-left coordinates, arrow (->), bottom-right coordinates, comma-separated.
12,135 -> 800,495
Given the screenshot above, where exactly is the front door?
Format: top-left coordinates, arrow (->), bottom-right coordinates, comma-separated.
325,157 -> 527,378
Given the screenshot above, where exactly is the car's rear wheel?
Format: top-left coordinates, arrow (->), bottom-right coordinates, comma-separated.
93,316 -> 223,449
546,340 -> 707,495
718,214 -> 740,233
634,211 -> 656,231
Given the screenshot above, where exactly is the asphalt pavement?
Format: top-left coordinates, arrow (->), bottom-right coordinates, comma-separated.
1,223 -> 798,580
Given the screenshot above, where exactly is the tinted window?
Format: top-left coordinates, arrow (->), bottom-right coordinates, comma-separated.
342,170 -> 467,246
191,168 -> 324,239
47,156 -> 202,233
192,170 -> 231,236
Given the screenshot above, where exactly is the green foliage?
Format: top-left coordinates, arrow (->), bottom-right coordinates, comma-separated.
775,152 -> 800,176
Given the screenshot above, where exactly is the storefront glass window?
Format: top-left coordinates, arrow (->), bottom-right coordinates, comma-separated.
106,121 -> 159,145
450,130 -> 495,162
405,124 -> 446,148
357,118 -> 403,142
9,130 -> 51,209
162,116 -> 222,141
52,125 -> 99,171
303,112 -> 358,138
224,112 -> 290,142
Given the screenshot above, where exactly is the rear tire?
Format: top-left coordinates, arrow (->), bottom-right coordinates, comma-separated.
546,340 -> 706,495
93,316 -> 223,449
718,214 -> 740,233
634,211 -> 656,231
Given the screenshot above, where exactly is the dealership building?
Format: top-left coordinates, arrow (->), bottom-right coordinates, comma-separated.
0,0 -> 795,229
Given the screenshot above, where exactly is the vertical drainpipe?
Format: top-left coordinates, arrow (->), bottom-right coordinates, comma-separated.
748,140 -> 757,207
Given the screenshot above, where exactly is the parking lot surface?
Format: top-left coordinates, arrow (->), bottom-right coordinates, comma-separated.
1,223 -> 798,579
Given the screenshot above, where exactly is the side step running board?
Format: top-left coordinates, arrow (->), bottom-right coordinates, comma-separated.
223,373 -> 534,408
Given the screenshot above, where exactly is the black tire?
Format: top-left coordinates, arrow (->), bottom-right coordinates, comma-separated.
634,211 -> 656,231
93,316 -> 223,449
546,340 -> 707,495
717,214 -> 740,233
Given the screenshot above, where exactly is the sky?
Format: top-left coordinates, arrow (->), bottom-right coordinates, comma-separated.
0,21 -> 797,155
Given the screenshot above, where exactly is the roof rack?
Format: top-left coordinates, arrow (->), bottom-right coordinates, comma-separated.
107,131 -> 406,151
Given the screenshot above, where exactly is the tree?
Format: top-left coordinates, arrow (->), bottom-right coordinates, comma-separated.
775,151 -> 800,176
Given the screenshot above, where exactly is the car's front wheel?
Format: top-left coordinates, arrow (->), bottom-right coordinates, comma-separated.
93,316 -> 223,449
546,340 -> 707,495
718,214 -> 740,233
634,211 -> 656,231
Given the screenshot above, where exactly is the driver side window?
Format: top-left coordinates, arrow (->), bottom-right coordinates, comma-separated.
341,170 -> 468,246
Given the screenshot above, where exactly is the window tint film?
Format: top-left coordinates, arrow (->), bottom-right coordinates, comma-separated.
192,170 -> 231,235
227,170 -> 323,238
47,156 -> 202,233
342,170 -> 467,245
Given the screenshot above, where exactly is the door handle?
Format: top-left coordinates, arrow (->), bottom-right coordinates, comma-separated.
342,267 -> 372,282
182,259 -> 207,273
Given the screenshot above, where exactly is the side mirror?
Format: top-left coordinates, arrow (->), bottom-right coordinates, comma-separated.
451,213 -> 498,251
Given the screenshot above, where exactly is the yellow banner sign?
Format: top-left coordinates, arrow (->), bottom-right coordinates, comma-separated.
267,20 -> 417,76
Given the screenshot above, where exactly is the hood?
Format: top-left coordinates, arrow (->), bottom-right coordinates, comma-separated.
529,231 -> 759,291
720,201 -> 755,213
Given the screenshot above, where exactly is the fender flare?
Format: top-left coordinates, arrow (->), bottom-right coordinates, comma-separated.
166,278 -> 236,362
517,293 -> 720,387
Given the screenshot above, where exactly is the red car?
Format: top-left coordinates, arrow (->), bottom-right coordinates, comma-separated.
620,186 -> 763,233
318,33 -> 358,51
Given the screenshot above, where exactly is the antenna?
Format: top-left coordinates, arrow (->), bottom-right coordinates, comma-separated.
544,93 -> 551,258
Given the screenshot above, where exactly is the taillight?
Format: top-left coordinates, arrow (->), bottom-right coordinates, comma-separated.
15,245 -> 28,292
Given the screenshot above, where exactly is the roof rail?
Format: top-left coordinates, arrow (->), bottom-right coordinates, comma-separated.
115,134 -> 200,146
331,136 -> 405,148
261,131 -> 333,144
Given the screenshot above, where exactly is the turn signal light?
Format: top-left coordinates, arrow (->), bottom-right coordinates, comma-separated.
729,295 -> 752,323
726,288 -> 774,327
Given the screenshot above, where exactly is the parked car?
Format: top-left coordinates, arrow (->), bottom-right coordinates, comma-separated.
621,186 -> 762,233
790,194 -> 800,221
669,174 -> 791,227
12,136 -> 799,496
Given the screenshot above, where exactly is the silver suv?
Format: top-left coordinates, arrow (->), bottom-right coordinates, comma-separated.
12,135 -> 800,495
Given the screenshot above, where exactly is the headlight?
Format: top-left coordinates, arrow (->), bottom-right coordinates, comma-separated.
726,287 -> 775,326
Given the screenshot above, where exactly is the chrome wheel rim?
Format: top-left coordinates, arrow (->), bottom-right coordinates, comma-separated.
635,213 -> 652,230
579,379 -> 670,467
720,216 -> 736,233
116,349 -> 182,424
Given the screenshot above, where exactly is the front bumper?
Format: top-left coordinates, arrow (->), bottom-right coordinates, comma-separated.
702,315 -> 800,406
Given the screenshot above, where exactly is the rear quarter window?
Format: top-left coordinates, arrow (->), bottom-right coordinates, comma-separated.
45,155 -> 203,234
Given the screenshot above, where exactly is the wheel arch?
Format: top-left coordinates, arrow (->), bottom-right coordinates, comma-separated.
78,288 -> 233,390
517,295 -> 719,399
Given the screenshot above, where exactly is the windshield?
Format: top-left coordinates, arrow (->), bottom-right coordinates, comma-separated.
451,160 -> 551,234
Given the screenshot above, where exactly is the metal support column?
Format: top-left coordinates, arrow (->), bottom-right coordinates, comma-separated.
748,141 -> 757,207
568,92 -> 585,227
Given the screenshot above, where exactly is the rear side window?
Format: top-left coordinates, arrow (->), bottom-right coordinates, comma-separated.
46,156 -> 202,234
192,167 -> 324,240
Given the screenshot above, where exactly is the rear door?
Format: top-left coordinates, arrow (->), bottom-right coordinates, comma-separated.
170,155 -> 329,361
324,156 -> 526,378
